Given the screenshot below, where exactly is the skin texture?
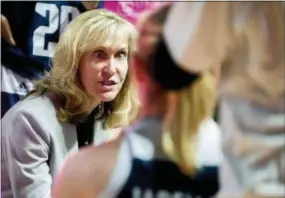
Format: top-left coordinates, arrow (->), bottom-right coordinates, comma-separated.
52,136 -> 122,198
81,1 -> 100,10
1,14 -> 16,46
79,31 -> 129,102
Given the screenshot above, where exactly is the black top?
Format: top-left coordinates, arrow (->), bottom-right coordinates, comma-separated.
75,101 -> 113,148
117,159 -> 219,198
75,110 -> 97,148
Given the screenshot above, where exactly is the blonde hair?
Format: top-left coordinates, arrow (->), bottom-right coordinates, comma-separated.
34,9 -> 139,128
162,75 -> 216,176
137,5 -> 216,176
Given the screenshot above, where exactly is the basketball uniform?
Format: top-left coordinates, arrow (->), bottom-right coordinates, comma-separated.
1,1 -> 104,117
99,116 -> 222,198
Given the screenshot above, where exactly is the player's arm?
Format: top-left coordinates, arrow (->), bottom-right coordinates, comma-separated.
51,152 -> 92,198
163,2 -> 229,74
1,14 -> 16,46
1,2 -> 16,45
52,141 -> 119,198
81,1 -> 100,10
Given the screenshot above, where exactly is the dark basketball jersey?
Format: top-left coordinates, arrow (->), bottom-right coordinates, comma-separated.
1,1 -> 104,79
98,117 -> 222,198
1,1 -> 104,117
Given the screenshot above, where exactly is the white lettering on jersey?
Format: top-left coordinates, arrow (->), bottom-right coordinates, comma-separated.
132,187 -> 214,198
32,3 -> 80,58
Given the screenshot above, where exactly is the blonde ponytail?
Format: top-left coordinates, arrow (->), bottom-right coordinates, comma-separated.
137,4 -> 217,176
162,74 -> 216,177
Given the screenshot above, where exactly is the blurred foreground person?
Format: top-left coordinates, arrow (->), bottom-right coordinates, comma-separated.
155,2 -> 284,197
52,5 -> 221,198
1,9 -> 138,198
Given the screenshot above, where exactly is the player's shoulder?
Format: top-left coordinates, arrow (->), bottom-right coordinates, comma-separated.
52,138 -> 122,198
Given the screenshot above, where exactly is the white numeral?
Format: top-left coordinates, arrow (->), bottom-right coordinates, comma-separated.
32,3 -> 80,58
60,5 -> 80,35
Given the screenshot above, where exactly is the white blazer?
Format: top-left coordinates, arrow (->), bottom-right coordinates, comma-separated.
1,95 -> 114,198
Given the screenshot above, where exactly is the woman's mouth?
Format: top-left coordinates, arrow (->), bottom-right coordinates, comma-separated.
100,80 -> 116,86
98,80 -> 117,91
101,80 -> 116,86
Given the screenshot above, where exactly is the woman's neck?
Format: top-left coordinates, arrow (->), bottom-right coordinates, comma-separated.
87,100 -> 102,115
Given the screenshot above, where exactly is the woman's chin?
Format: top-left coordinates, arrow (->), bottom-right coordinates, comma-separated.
98,92 -> 117,102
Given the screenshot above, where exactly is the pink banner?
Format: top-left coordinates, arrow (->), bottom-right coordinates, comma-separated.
104,1 -> 167,24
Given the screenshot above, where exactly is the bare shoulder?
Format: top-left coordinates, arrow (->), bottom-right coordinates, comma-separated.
52,138 -> 123,198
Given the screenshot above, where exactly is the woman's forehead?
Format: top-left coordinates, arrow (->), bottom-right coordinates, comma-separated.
84,23 -> 132,51
91,30 -> 129,52
99,36 -> 129,51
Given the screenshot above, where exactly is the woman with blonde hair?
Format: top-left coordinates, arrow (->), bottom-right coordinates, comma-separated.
52,4 -> 221,198
1,9 -> 139,198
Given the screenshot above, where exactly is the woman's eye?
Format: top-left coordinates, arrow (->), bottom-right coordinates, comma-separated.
116,51 -> 127,59
93,50 -> 106,59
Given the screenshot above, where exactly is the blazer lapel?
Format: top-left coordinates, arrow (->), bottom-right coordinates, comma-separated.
62,122 -> 79,152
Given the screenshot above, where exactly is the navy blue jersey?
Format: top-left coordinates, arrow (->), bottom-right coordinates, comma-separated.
118,159 -> 218,198
99,117 -> 222,198
1,1 -> 104,79
1,1 -> 104,117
